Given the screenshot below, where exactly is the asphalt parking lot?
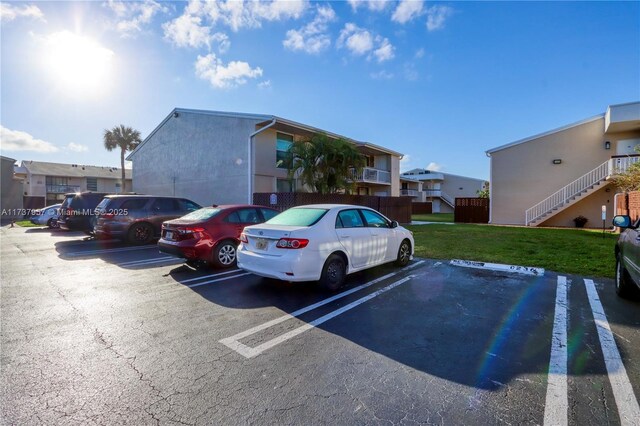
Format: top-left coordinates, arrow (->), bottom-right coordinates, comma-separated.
1,225 -> 639,425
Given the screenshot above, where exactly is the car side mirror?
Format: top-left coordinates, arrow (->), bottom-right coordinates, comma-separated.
613,215 -> 632,229
390,220 -> 399,229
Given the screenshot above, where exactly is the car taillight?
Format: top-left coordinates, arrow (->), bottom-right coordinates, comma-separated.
176,227 -> 206,240
276,238 -> 309,249
101,213 -> 115,219
240,233 -> 248,243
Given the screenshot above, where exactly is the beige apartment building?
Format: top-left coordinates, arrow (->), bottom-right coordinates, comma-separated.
127,109 -> 402,206
401,168 -> 486,213
487,101 -> 640,227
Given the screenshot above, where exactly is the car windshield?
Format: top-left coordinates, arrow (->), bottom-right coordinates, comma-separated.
180,207 -> 222,221
95,198 -> 110,212
265,208 -> 328,227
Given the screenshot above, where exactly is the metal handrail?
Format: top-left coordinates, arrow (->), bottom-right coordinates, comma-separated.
525,157 -> 640,225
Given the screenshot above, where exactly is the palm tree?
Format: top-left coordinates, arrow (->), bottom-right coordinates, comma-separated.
103,125 -> 141,193
284,133 -> 365,194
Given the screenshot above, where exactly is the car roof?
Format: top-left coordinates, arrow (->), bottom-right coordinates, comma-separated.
289,204 -> 374,210
104,194 -> 183,199
206,204 -> 279,209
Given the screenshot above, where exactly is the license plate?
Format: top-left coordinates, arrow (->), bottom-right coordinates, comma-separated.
165,231 -> 173,240
255,238 -> 268,250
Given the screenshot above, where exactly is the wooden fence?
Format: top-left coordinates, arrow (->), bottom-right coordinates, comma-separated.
411,202 -> 433,215
615,191 -> 640,221
454,197 -> 489,224
253,192 -> 413,224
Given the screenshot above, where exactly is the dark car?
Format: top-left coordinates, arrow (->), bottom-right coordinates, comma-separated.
158,205 -> 279,268
93,195 -> 201,244
58,192 -> 110,233
613,215 -> 640,298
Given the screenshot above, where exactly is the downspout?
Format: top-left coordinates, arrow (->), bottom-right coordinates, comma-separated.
248,118 -> 277,204
486,151 -> 493,224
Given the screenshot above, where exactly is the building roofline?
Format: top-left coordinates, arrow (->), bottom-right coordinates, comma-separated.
127,108 -> 403,160
485,113 -> 604,156
1,155 -> 17,162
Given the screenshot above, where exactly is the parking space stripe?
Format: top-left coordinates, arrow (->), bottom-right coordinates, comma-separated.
186,272 -> 251,288
119,257 -> 181,267
180,269 -> 241,283
220,260 -> 426,358
584,279 -> 640,425
544,275 -> 568,426
65,245 -> 157,257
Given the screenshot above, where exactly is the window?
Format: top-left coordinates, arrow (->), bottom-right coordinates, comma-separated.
151,198 -> 178,213
360,209 -> 390,228
276,178 -> 295,192
86,177 -> 98,191
182,207 -> 221,221
181,200 -> 201,212
266,208 -> 327,226
225,208 -> 260,224
364,155 -> 375,168
115,183 -> 121,194
121,199 -> 149,211
260,208 -> 279,221
336,209 -> 365,229
276,132 -> 293,169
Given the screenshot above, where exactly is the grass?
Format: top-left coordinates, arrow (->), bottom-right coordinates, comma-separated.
407,223 -> 618,278
14,220 -> 40,227
411,213 -> 454,223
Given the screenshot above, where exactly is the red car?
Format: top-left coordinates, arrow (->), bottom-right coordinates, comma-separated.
158,205 -> 280,268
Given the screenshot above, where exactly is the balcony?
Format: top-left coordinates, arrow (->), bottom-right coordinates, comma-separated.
350,167 -> 391,185
400,189 -> 421,197
46,184 -> 81,194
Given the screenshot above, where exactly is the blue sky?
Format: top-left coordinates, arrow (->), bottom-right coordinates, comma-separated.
1,0 -> 638,180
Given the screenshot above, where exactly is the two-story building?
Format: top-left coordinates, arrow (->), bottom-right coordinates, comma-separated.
401,168 -> 486,213
1,156 -> 24,219
126,109 -> 402,206
18,161 -> 131,208
486,101 -> 640,227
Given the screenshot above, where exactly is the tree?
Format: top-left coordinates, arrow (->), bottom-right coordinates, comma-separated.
611,161 -> 640,192
477,181 -> 490,198
283,133 -> 365,194
103,125 -> 141,193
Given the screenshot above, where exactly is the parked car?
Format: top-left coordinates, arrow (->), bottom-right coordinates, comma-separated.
237,204 -> 414,290
58,192 -> 110,233
29,203 -> 61,228
613,215 -> 640,298
158,205 -> 279,268
93,195 -> 201,244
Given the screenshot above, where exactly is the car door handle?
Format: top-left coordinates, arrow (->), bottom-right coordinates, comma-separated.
340,235 -> 350,239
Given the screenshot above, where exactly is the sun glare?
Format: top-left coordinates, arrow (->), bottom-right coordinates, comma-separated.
43,31 -> 114,97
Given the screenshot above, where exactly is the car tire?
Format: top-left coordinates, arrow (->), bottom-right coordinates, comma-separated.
615,256 -> 637,299
47,218 -> 59,229
127,223 -> 154,245
319,254 -> 346,291
395,239 -> 411,267
211,240 -> 237,269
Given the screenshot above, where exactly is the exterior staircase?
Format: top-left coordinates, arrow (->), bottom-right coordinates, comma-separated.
440,191 -> 455,208
525,156 -> 640,226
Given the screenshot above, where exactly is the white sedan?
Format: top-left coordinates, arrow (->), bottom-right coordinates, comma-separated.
237,204 -> 414,290
29,204 -> 61,228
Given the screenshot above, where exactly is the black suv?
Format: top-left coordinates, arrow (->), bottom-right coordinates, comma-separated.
94,195 -> 201,244
613,215 -> 640,298
58,192 -> 110,233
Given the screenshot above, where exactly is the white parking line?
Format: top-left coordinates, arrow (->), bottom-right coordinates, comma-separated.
180,269 -> 242,283
119,257 -> 182,267
584,279 -> 640,425
186,272 -> 251,288
450,259 -> 544,276
65,245 -> 157,257
544,275 -> 568,426
220,261 -> 425,358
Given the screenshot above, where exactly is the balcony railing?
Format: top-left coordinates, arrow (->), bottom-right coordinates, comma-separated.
423,189 -> 454,206
400,189 -> 421,197
46,184 -> 81,194
350,167 -> 391,184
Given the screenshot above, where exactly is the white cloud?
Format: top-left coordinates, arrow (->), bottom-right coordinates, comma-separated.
338,23 -> 395,63
195,53 -> 263,89
211,32 -> 231,53
415,48 -> 425,59
105,0 -> 168,38
347,0 -> 389,13
163,12 -> 213,49
392,0 -> 424,24
427,162 -> 443,172
283,5 -> 336,54
426,5 -> 453,31
0,126 -> 59,153
66,143 -> 89,152
370,70 -> 393,80
373,37 -> 394,62
201,0 -> 307,32
258,80 -> 272,89
337,23 -> 373,56
0,3 -> 45,23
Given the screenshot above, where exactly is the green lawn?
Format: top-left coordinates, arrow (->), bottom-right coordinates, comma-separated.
407,223 -> 617,278
411,213 -> 454,223
14,220 -> 40,227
